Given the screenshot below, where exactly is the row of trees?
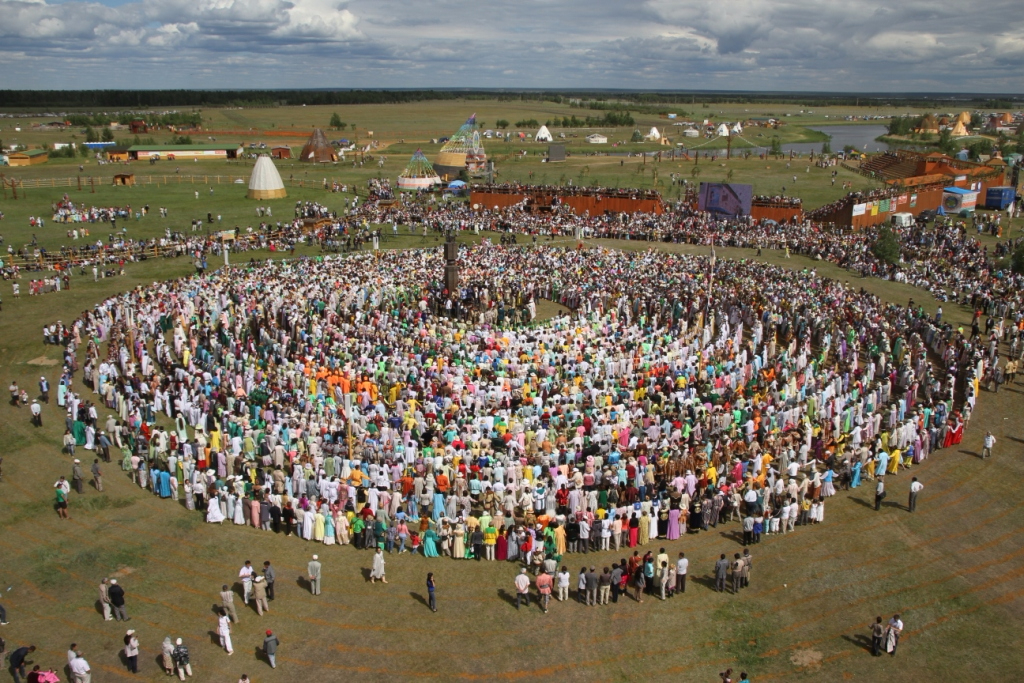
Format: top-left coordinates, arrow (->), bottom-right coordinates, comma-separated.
67,111 -> 202,128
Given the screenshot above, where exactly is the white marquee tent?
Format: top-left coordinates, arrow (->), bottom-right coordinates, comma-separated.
247,155 -> 287,199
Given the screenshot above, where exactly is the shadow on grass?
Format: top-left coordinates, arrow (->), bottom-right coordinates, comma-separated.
409,591 -> 429,608
718,530 -> 745,545
841,633 -> 875,653
691,575 -> 722,592
496,588 -> 519,607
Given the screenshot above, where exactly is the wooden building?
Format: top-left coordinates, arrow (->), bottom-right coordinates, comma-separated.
7,149 -> 48,166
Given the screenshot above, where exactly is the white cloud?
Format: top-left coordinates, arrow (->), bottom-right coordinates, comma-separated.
0,0 -> 1020,90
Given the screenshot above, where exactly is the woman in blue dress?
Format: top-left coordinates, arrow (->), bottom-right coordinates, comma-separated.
850,460 -> 862,488
423,528 -> 439,557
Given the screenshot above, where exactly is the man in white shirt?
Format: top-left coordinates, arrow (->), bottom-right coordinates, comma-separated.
70,654 -> 92,683
238,561 -> 255,604
556,567 -> 570,601
908,477 -> 923,512
676,552 -> 688,594
513,568 -> 531,610
981,431 -> 996,459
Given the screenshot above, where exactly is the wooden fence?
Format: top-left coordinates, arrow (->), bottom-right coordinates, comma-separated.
1,174 -> 374,194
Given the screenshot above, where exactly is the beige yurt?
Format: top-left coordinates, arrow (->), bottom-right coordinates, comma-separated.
247,155 -> 287,199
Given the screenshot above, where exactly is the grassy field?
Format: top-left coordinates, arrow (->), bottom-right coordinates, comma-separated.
0,99 -> 1021,682
0,228 -> 1022,681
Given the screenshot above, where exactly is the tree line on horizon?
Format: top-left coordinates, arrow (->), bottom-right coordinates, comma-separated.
0,89 -> 1020,111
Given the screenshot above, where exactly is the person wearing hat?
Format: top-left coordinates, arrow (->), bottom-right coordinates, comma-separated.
39,376 -> 49,404
123,629 -> 140,674
252,576 -> 269,616
30,399 -> 42,427
262,629 -> 280,669
71,459 -> 85,495
108,579 -> 129,622
307,555 -> 322,595
171,638 -> 192,680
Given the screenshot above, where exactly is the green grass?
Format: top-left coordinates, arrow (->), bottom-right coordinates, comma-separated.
0,100 -> 1022,682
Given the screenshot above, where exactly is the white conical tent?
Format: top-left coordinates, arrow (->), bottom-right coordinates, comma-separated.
247,155 -> 287,199
646,126 -> 661,140
730,122 -> 743,134
716,123 -> 730,137
535,125 -> 553,142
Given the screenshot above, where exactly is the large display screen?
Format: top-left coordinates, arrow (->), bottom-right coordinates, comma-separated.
698,182 -> 753,217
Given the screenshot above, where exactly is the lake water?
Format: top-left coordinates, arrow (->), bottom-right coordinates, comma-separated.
788,125 -> 889,154
736,124 -> 890,154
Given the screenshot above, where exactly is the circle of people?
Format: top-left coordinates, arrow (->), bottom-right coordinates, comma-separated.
50,241 -> 999,584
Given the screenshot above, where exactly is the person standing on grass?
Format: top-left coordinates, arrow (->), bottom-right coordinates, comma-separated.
870,616 -> 885,656
108,579 -> 129,621
262,630 -> 279,669
885,614 -> 903,655
874,477 -> 886,510
536,569 -> 553,612
55,478 -> 70,520
908,477 -> 923,512
72,459 -> 85,494
514,568 -> 531,609
123,630 -> 139,674
308,554 -> 323,593
981,431 -> 996,459
91,459 -> 103,492
426,572 -> 437,612
715,554 -> 729,592
676,552 -> 688,594
30,399 -> 42,426
69,653 -> 91,683
262,561 -> 276,601
252,576 -> 269,616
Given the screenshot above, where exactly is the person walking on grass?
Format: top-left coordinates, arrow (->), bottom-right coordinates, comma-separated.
874,477 -> 886,511
262,630 -> 279,669
369,548 -> 386,584
8,644 -> 35,683
220,584 -> 240,623
217,609 -> 233,655
426,572 -> 437,612
981,431 -> 996,459
172,638 -> 193,680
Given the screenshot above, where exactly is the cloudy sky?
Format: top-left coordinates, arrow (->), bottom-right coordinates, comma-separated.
1,0 -> 1022,92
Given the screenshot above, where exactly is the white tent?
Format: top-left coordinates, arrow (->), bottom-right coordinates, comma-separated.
645,126 -> 661,140
247,155 -> 287,199
716,123 -> 730,137
682,127 -> 700,138
730,122 -> 743,134
586,133 -> 608,144
535,125 -> 553,142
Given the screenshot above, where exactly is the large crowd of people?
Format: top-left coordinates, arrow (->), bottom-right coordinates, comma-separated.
44,233 -> 1017,582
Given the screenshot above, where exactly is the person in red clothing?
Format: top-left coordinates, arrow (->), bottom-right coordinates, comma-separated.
535,571 -> 553,613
